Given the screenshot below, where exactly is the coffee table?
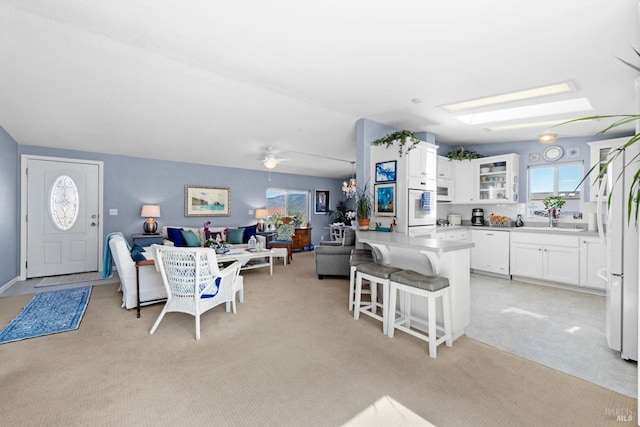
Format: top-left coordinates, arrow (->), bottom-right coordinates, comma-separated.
217,249 -> 273,275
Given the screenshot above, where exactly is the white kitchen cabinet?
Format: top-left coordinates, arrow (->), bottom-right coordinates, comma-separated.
580,237 -> 605,289
476,154 -> 519,203
434,228 -> 469,242
407,143 -> 437,185
452,160 -> 476,203
510,232 -> 580,285
587,137 -> 628,202
436,156 -> 453,180
471,229 -> 510,275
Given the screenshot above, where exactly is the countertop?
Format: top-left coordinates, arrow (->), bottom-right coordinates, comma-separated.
356,230 -> 474,253
433,224 -> 599,238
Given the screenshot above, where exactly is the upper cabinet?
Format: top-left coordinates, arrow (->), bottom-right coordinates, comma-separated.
407,143 -> 437,188
436,156 -> 453,181
587,137 -> 629,202
451,153 -> 519,204
476,154 -> 519,203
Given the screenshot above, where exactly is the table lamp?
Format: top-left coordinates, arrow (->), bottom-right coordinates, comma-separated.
141,204 -> 161,234
255,208 -> 268,232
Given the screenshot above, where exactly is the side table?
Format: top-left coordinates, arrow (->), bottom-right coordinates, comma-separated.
135,259 -> 155,318
132,233 -> 163,247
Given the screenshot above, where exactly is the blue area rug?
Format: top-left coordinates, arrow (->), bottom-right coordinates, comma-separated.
0,286 -> 92,344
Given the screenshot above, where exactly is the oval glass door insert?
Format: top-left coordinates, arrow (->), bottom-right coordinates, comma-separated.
50,175 -> 79,230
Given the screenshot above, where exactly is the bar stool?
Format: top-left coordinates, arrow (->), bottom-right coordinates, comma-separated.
354,262 -> 401,334
348,249 -> 374,311
387,270 -> 452,358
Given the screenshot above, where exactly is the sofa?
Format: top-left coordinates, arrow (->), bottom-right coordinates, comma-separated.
161,225 -> 265,249
315,228 -> 356,279
108,234 -> 167,309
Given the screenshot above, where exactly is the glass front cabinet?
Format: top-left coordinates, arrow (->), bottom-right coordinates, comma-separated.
475,154 -> 520,203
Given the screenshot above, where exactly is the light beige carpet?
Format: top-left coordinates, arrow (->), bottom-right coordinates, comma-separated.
0,251 -> 635,426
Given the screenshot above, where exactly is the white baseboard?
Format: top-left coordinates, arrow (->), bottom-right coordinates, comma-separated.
0,276 -> 20,295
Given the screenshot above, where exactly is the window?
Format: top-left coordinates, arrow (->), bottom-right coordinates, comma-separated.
528,162 -> 583,217
266,188 -> 310,222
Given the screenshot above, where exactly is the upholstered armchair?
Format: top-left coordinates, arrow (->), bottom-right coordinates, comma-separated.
315,227 -> 356,279
108,234 -> 166,309
267,223 -> 295,263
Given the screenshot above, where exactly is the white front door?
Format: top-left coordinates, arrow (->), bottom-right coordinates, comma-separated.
26,158 -> 101,278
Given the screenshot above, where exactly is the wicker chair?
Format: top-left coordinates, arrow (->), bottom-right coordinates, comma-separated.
150,246 -> 244,340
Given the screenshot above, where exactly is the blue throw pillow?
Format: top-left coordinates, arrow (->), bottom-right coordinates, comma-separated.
227,228 -> 245,244
243,224 -> 258,243
130,248 -> 147,262
167,227 -> 185,247
181,229 -> 201,247
131,243 -> 146,253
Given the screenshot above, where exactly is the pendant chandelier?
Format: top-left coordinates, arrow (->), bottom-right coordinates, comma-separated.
342,162 -> 357,198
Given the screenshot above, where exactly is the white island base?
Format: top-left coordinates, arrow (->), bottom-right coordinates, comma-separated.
356,231 -> 473,340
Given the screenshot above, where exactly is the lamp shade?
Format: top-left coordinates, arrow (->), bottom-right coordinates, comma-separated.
255,208 -> 268,219
141,205 -> 161,218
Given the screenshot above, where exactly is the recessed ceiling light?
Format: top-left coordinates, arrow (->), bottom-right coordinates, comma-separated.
539,133 -> 558,144
455,98 -> 593,125
440,81 -> 575,112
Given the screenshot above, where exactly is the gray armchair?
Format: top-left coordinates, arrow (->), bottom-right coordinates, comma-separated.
315,228 -> 356,279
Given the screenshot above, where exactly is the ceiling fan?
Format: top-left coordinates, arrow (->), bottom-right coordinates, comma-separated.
261,146 -> 289,169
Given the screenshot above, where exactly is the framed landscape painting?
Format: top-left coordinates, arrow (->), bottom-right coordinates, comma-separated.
374,183 -> 396,217
185,185 -> 231,217
375,160 -> 397,183
314,189 -> 330,214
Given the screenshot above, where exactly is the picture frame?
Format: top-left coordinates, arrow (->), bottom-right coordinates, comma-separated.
185,185 -> 231,217
314,189 -> 330,214
375,160 -> 397,183
374,183 -> 396,217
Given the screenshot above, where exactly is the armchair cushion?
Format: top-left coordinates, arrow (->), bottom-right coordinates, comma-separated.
226,228 -> 245,244
343,228 -> 356,246
181,229 -> 201,247
167,227 -> 186,247
276,224 -> 295,241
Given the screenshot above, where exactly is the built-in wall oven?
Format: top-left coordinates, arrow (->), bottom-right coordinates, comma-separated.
436,181 -> 453,202
408,188 -> 437,229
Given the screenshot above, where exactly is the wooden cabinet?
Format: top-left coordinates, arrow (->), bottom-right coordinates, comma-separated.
580,237 -> 605,289
292,227 -> 312,251
510,232 -> 580,285
471,229 -> 510,275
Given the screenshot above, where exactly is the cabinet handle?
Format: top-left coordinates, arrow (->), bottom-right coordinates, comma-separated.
486,233 -> 494,236
538,248 -> 542,251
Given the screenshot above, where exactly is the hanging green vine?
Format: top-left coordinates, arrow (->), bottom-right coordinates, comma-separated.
445,146 -> 484,160
371,130 -> 421,157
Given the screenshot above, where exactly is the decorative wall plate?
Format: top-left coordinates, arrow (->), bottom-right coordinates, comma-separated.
528,152 -> 540,163
567,147 -> 580,158
543,145 -> 564,162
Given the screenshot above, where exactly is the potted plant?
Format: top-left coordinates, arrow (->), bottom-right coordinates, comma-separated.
355,184 -> 372,230
371,130 -> 421,157
445,146 -> 483,161
266,213 -> 283,230
543,195 -> 566,222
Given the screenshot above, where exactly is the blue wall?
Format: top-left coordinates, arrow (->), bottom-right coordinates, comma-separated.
0,128 -> 19,287
1,130 -> 346,286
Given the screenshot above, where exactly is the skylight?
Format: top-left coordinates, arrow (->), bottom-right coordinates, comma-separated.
455,98 -> 593,126
440,82 -> 575,112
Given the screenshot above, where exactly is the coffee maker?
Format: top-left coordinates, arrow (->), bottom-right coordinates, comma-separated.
471,208 -> 485,226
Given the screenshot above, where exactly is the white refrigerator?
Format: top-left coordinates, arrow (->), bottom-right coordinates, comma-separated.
600,137 -> 639,361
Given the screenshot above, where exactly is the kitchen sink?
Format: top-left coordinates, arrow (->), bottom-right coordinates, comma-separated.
514,226 -> 585,232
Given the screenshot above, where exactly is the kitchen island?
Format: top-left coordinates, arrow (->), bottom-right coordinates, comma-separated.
356,230 -> 474,339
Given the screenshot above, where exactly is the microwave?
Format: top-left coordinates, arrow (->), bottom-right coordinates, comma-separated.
436,180 -> 453,202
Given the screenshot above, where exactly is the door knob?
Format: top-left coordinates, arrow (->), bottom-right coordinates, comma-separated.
91,222 -> 97,226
